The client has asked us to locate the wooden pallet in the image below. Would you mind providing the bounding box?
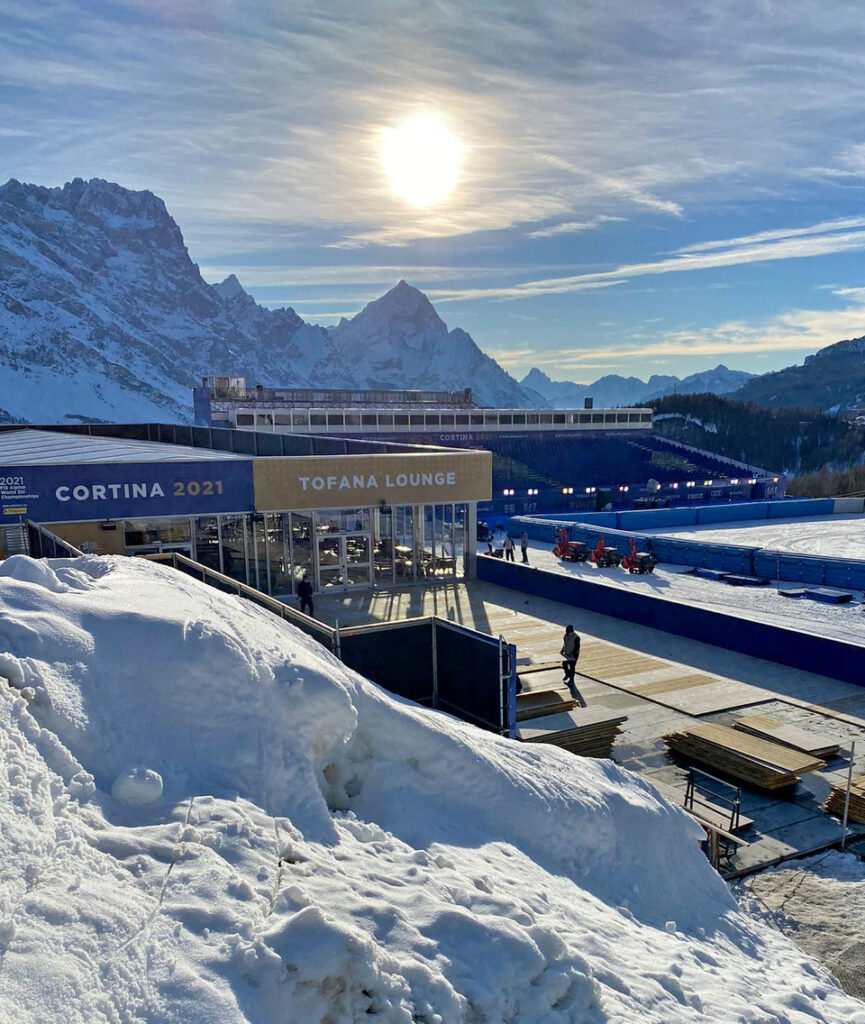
[516,689,579,721]
[664,722,825,789]
[734,714,841,759]
[517,707,627,760]
[824,776,865,825]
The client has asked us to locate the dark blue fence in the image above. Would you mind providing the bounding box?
[478,556,865,687]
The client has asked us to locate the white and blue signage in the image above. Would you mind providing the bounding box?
[0,460,255,522]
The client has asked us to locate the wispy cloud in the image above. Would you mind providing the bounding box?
[428,218,865,302]
[494,287,865,377]
[528,215,625,239]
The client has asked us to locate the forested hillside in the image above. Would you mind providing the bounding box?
[650,394,864,475]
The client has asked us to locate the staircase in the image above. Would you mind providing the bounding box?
[1,522,30,558]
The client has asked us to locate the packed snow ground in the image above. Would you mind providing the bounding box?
[646,513,865,561]
[527,541,865,646]
[734,851,865,1001]
[1,554,863,1023]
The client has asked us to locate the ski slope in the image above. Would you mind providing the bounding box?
[646,513,865,560]
[527,542,865,646]
[1,553,862,1023]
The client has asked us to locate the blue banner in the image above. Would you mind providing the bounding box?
[0,460,255,522]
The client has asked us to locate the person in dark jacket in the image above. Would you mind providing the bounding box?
[503,534,516,561]
[560,624,581,698]
[297,574,314,617]
[520,531,529,564]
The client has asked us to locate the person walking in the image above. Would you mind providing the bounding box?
[297,574,314,617]
[503,534,516,561]
[560,624,583,702]
[520,531,529,564]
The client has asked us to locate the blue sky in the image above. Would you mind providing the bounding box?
[4,1,865,383]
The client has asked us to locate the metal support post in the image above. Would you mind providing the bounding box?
[334,617,342,662]
[431,618,438,709]
[841,740,856,850]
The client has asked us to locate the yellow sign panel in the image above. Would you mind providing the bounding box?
[2,506,27,516]
[253,450,492,511]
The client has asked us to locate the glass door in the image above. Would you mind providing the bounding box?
[316,532,373,590]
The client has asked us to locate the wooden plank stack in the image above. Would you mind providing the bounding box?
[733,713,841,759]
[516,688,579,722]
[664,722,825,789]
[517,707,627,759]
[824,776,865,825]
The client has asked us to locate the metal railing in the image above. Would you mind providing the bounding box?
[684,767,741,834]
[26,521,84,558]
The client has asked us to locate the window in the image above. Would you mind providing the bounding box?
[410,414,424,426]
[310,413,326,426]
[379,413,395,427]
[527,413,539,424]
[361,414,377,426]
[456,414,469,425]
[578,413,591,424]
[326,413,344,427]
[236,413,254,426]
[394,414,408,426]
[540,413,553,424]
[553,413,566,424]
[640,412,652,423]
[291,411,309,426]
[274,414,292,425]
[440,414,455,426]
[484,414,499,426]
[591,412,604,424]
[512,414,525,425]
[471,414,484,425]
[499,413,513,425]
[425,414,440,427]
[605,413,617,424]
[344,413,360,426]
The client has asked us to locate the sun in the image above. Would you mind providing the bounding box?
[380,114,463,208]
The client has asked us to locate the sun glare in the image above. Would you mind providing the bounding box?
[380,114,463,208]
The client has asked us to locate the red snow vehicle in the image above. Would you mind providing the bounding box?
[621,538,657,574]
[590,535,621,568]
[552,527,589,562]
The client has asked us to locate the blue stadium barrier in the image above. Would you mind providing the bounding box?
[695,503,769,525]
[617,507,696,530]
[766,498,835,519]
[477,557,865,688]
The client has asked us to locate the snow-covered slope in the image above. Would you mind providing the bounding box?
[522,365,755,409]
[0,553,861,1023]
[0,178,538,422]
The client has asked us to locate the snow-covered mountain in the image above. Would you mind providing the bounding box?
[0,177,536,423]
[522,365,755,409]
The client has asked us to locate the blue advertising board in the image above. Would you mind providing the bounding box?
[0,460,255,522]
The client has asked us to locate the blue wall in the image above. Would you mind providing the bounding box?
[478,557,865,687]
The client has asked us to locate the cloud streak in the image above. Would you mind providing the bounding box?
[428,218,865,302]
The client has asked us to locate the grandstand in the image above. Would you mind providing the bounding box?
[194,378,784,517]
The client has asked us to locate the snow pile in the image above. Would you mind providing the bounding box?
[0,554,862,1023]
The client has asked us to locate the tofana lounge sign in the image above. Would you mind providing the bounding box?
[254,451,491,510]
[298,470,457,493]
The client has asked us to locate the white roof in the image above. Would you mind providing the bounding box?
[0,429,250,466]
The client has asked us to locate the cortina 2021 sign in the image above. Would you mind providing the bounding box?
[0,461,255,522]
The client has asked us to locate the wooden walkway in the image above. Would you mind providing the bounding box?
[311,578,865,875]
